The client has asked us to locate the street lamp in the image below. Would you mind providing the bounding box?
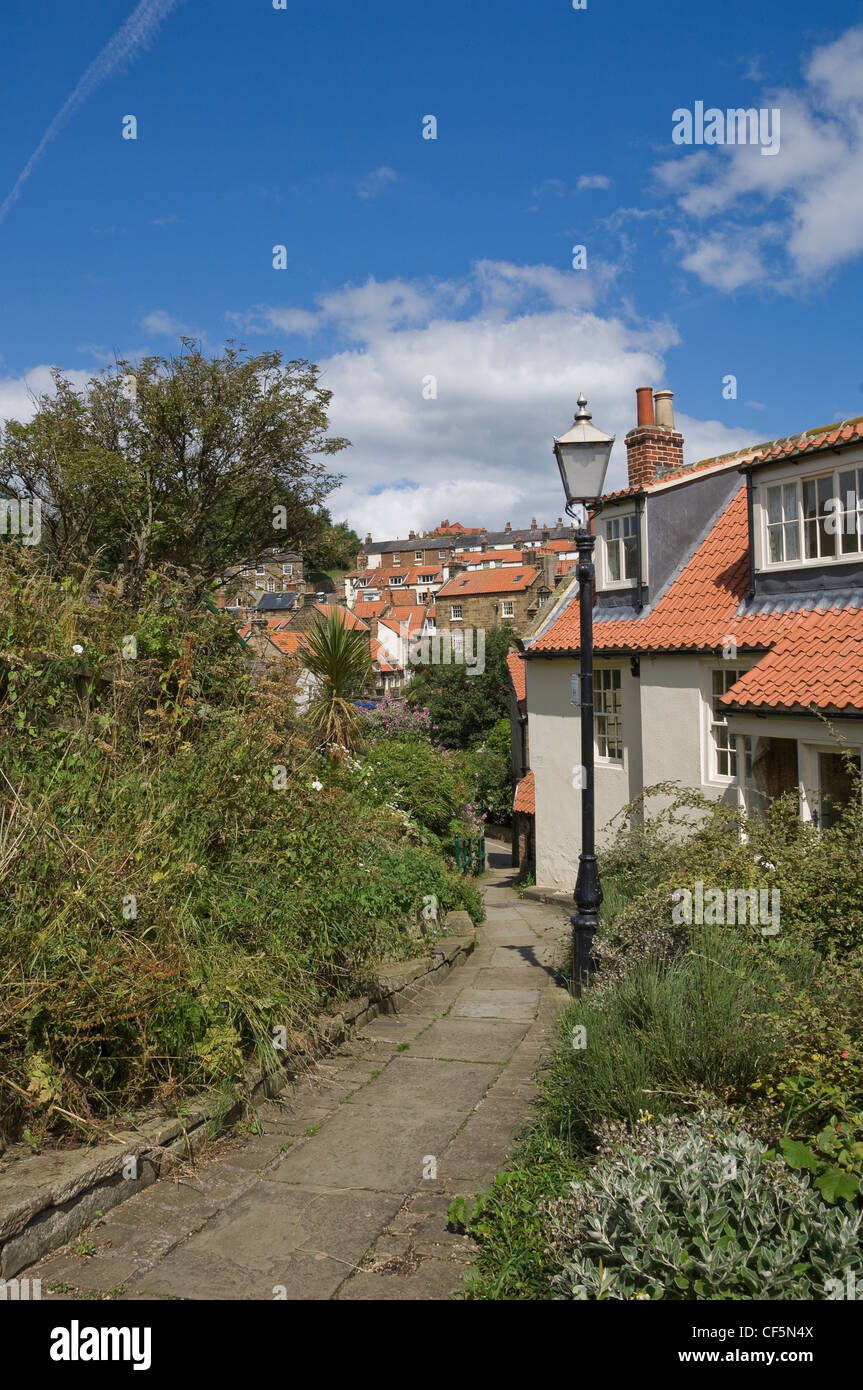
[553,393,615,990]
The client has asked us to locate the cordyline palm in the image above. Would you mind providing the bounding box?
[299,611,372,754]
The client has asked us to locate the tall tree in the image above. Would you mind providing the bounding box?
[0,340,349,602]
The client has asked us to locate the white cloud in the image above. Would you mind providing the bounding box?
[654,25,863,288]
[140,309,204,339]
[0,365,92,426]
[229,262,757,538]
[356,166,398,200]
[577,174,612,191]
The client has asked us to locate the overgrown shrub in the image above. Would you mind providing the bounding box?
[543,1113,863,1300]
[0,551,482,1146]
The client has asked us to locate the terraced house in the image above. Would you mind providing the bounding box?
[436,556,556,638]
[522,389,863,891]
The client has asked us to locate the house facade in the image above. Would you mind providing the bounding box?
[223,548,306,612]
[522,387,863,892]
[436,558,556,639]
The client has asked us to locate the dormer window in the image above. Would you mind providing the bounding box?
[762,465,863,568]
[603,513,638,586]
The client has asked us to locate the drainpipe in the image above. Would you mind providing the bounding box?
[745,469,755,602]
[635,493,645,613]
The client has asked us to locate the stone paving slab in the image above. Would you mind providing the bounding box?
[19,845,571,1302]
[452,989,540,1021]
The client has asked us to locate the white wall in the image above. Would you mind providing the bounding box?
[528,656,643,891]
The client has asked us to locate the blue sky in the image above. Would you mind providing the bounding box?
[1,0,862,537]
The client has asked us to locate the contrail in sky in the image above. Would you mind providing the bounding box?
[0,0,186,226]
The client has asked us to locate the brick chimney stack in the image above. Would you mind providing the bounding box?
[625,387,684,487]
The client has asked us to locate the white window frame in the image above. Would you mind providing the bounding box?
[758,461,863,571]
[414,550,423,562]
[256,564,266,575]
[703,663,756,785]
[501,599,515,618]
[451,603,463,621]
[594,667,623,763]
[438,550,446,560]
[601,511,639,588]
[282,564,293,576]
[392,553,401,565]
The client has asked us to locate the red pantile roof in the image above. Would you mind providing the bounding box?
[721,609,863,713]
[315,603,368,630]
[513,770,535,815]
[437,566,539,598]
[532,484,863,713]
[353,600,390,619]
[507,652,526,705]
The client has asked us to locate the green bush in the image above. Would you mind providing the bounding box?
[543,929,812,1148]
[469,718,514,827]
[596,781,863,985]
[358,737,462,839]
[543,1113,863,1300]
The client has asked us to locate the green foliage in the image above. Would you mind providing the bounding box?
[406,628,514,749]
[458,1132,584,1301]
[469,718,514,826]
[780,1122,863,1205]
[544,1114,863,1300]
[304,510,361,573]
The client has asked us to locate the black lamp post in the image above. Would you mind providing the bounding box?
[553,393,615,990]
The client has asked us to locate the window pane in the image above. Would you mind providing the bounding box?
[818,475,836,557]
[839,470,860,555]
[782,482,798,523]
[767,485,783,526]
[607,536,620,582]
[623,535,637,578]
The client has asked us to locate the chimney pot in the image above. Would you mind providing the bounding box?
[636,387,655,427]
[654,389,675,429]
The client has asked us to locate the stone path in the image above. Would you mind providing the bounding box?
[25,844,572,1301]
